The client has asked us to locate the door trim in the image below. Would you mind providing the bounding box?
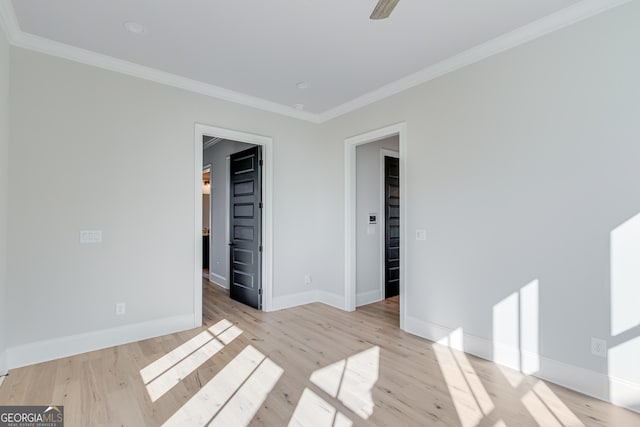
[380,149,400,303]
[202,164,212,282]
[344,122,407,330]
[194,124,273,326]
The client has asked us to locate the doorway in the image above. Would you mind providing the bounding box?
[345,123,407,329]
[193,124,273,327]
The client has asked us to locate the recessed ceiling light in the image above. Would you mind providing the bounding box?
[294,104,305,110]
[123,21,147,35]
[296,82,310,89]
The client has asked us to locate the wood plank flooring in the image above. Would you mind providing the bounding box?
[1,282,638,426]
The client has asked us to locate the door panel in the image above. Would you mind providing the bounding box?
[385,156,400,299]
[229,146,262,309]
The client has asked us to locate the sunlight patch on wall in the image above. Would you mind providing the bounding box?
[610,212,640,336]
[437,326,464,351]
[609,213,640,411]
[492,280,539,381]
[608,336,640,410]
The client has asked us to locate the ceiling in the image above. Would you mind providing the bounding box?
[2,0,622,121]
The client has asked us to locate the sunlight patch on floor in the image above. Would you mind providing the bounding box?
[433,332,494,427]
[209,357,284,426]
[288,388,352,427]
[140,330,215,384]
[310,346,379,419]
[529,381,585,427]
[140,319,241,402]
[451,347,494,415]
[162,344,282,427]
[289,346,380,425]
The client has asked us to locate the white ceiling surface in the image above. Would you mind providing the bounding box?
[10,0,586,117]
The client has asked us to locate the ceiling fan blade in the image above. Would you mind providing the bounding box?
[370,0,400,19]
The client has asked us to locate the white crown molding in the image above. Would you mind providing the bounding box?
[0,0,321,123]
[13,32,322,123]
[0,0,19,42]
[0,0,632,121]
[318,0,633,122]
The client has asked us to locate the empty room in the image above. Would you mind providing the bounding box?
[0,0,639,426]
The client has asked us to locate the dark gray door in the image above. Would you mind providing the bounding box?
[229,146,262,309]
[384,156,400,298]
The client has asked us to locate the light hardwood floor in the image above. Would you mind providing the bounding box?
[0,282,638,426]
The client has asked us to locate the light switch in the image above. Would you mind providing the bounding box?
[80,230,102,243]
[416,229,426,241]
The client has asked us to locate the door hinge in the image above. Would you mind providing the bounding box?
[259,245,263,252]
[259,202,263,209]
[258,288,263,295]
[259,159,264,167]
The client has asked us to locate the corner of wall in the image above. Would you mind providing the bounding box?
[270,289,346,312]
[0,8,11,384]
[0,351,7,375]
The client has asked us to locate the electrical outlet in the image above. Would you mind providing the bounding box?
[304,275,312,285]
[115,302,126,316]
[591,337,607,358]
[416,229,426,241]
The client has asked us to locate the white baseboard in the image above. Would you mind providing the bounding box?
[405,315,640,414]
[609,376,640,413]
[271,290,318,311]
[209,273,227,287]
[356,290,382,307]
[271,290,346,312]
[208,275,229,290]
[317,291,347,310]
[0,350,7,387]
[6,314,195,370]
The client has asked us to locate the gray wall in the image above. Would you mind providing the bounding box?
[356,136,398,306]
[0,25,9,373]
[319,1,640,408]
[203,139,254,287]
[7,47,338,367]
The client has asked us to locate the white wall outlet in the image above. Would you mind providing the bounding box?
[80,230,102,243]
[416,229,427,241]
[115,302,126,316]
[304,275,312,285]
[591,337,607,357]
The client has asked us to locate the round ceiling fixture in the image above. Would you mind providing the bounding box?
[294,104,305,110]
[296,82,310,89]
[123,21,147,35]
